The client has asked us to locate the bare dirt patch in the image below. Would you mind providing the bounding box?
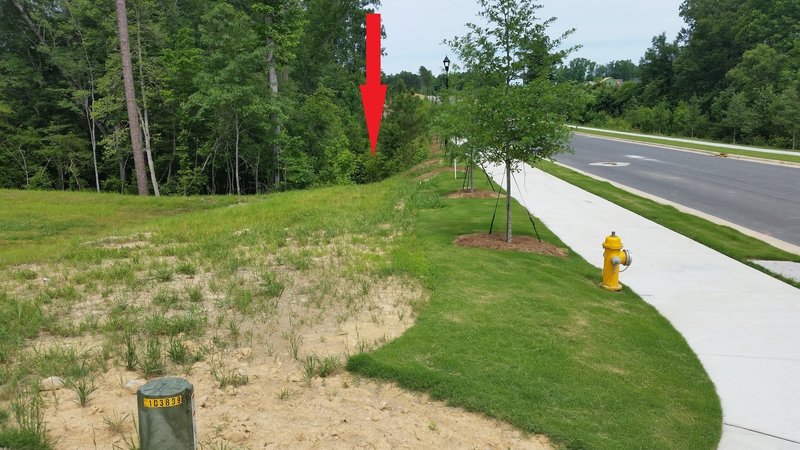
[455,233,568,256]
[446,189,498,199]
[6,232,554,449]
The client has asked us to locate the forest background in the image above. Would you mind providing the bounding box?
[1,0,798,195]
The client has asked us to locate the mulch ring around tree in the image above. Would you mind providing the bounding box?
[455,233,568,256]
[446,189,498,199]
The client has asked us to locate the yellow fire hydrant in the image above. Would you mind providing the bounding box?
[602,231,633,291]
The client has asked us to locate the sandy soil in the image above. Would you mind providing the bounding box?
[7,232,554,449]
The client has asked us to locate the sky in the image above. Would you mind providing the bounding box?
[377,0,685,75]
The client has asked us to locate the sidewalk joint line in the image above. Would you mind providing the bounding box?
[724,423,800,444]
[700,353,800,363]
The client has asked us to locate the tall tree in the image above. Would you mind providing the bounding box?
[638,33,679,105]
[115,0,149,195]
[444,0,577,243]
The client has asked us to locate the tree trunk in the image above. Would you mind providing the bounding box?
[505,159,512,244]
[266,13,281,188]
[136,7,159,196]
[83,97,100,192]
[115,0,149,195]
[793,131,796,150]
[234,114,241,196]
[469,153,475,192]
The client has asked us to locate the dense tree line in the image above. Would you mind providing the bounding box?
[0,0,432,194]
[563,0,800,148]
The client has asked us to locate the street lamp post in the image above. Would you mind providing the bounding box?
[443,56,450,89]
[443,56,451,162]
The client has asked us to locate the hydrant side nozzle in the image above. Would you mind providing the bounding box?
[602,231,631,291]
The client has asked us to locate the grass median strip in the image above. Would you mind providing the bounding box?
[349,171,722,450]
[538,160,800,288]
[575,128,800,165]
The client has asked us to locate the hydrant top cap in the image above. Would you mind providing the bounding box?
[603,234,623,250]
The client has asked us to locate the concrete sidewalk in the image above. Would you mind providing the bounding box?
[487,162,800,449]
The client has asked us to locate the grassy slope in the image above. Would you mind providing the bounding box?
[0,182,408,449]
[1,171,722,449]
[0,190,243,267]
[575,128,800,165]
[349,172,721,449]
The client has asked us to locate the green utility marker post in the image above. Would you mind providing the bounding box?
[137,378,196,450]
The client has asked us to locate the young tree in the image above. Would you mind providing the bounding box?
[673,98,706,138]
[444,0,576,243]
[773,83,800,149]
[721,91,756,143]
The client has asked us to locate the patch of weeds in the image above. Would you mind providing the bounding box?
[410,189,445,210]
[210,358,248,389]
[110,414,139,450]
[123,332,138,371]
[78,313,101,334]
[29,345,90,379]
[103,264,136,286]
[167,337,194,365]
[284,330,303,360]
[228,288,254,315]
[277,388,292,401]
[150,264,174,283]
[144,312,206,337]
[176,261,197,276]
[67,376,97,407]
[103,410,131,436]
[301,354,342,384]
[300,354,318,385]
[0,387,48,450]
[13,269,38,281]
[152,289,181,309]
[41,285,79,303]
[279,250,312,271]
[228,320,240,347]
[0,294,44,364]
[186,285,204,303]
[104,297,140,331]
[258,271,284,299]
[140,338,165,378]
[199,437,244,450]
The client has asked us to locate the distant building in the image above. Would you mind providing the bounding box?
[599,77,624,87]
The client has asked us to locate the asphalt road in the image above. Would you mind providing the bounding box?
[556,134,800,247]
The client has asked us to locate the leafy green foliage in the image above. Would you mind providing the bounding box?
[0,0,427,194]
[572,0,800,149]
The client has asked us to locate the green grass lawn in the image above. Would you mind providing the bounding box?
[538,161,800,288]
[0,190,243,267]
[349,171,722,449]
[0,168,722,449]
[575,128,800,165]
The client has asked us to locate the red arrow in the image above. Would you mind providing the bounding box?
[360,13,387,156]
